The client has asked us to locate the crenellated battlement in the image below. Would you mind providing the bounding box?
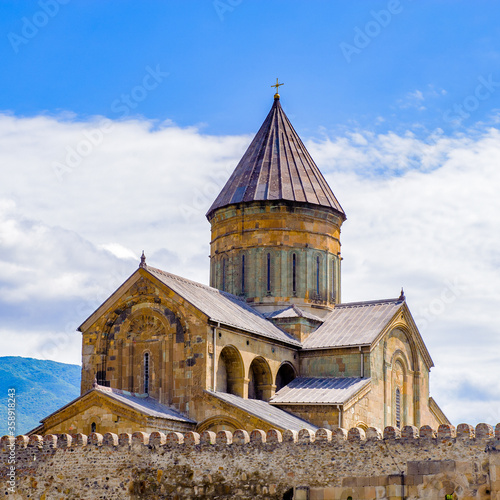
[2,422,499,452]
[2,423,500,499]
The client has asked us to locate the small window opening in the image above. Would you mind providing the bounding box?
[331,260,335,300]
[316,256,320,295]
[395,387,401,428]
[241,254,245,294]
[222,258,226,292]
[292,253,297,294]
[144,352,150,394]
[267,253,271,293]
[91,422,96,433]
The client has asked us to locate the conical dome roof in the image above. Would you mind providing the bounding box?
[206,96,345,219]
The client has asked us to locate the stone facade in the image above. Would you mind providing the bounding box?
[2,423,499,499]
[28,95,449,441]
[208,202,343,315]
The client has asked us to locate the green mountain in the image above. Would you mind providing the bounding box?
[0,356,81,436]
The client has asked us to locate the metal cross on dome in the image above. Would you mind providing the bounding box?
[271,78,284,97]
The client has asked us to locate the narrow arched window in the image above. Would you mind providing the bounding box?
[292,253,297,294]
[91,422,96,433]
[316,256,320,296]
[144,352,150,394]
[222,258,226,292]
[241,254,245,294]
[395,387,401,428]
[267,253,271,293]
[331,259,335,300]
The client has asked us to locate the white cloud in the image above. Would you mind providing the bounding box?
[0,113,499,425]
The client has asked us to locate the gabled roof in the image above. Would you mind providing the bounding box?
[270,377,370,405]
[39,384,195,425]
[94,385,196,423]
[206,96,345,219]
[146,266,301,346]
[208,391,317,432]
[265,304,323,322]
[302,298,404,349]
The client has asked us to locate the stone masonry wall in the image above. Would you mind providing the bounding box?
[1,423,499,500]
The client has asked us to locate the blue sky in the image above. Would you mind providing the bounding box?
[2,1,500,134]
[1,1,500,427]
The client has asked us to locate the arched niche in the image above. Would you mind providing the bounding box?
[248,357,273,401]
[275,362,297,392]
[216,346,244,397]
[196,415,243,434]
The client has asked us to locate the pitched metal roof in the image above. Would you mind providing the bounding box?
[270,377,370,405]
[209,391,317,431]
[39,384,196,424]
[206,96,345,219]
[302,298,404,349]
[96,385,196,423]
[146,266,300,346]
[265,304,323,322]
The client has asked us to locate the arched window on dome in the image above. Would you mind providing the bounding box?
[144,352,150,395]
[222,258,226,292]
[241,254,245,294]
[331,258,336,300]
[267,253,271,294]
[316,255,321,296]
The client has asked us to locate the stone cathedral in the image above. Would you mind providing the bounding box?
[32,90,449,437]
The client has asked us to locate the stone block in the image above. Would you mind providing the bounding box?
[233,429,250,445]
[166,432,184,445]
[132,431,149,446]
[103,432,118,447]
[401,425,418,439]
[184,431,200,446]
[216,430,232,445]
[476,423,494,439]
[15,435,29,448]
[438,424,456,439]
[250,429,266,444]
[457,423,474,439]
[266,429,282,443]
[283,429,298,443]
[118,433,132,446]
[43,434,58,448]
[299,428,315,443]
[88,432,103,446]
[315,428,332,442]
[366,427,383,440]
[419,425,435,438]
[149,431,166,447]
[384,426,400,439]
[200,430,216,445]
[57,434,72,448]
[348,427,365,442]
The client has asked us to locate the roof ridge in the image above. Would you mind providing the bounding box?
[336,297,403,308]
[146,265,247,303]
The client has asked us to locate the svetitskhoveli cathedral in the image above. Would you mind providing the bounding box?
[32,87,449,436]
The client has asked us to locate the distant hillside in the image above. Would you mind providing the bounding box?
[0,356,81,435]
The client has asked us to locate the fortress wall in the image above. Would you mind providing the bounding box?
[1,423,500,500]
